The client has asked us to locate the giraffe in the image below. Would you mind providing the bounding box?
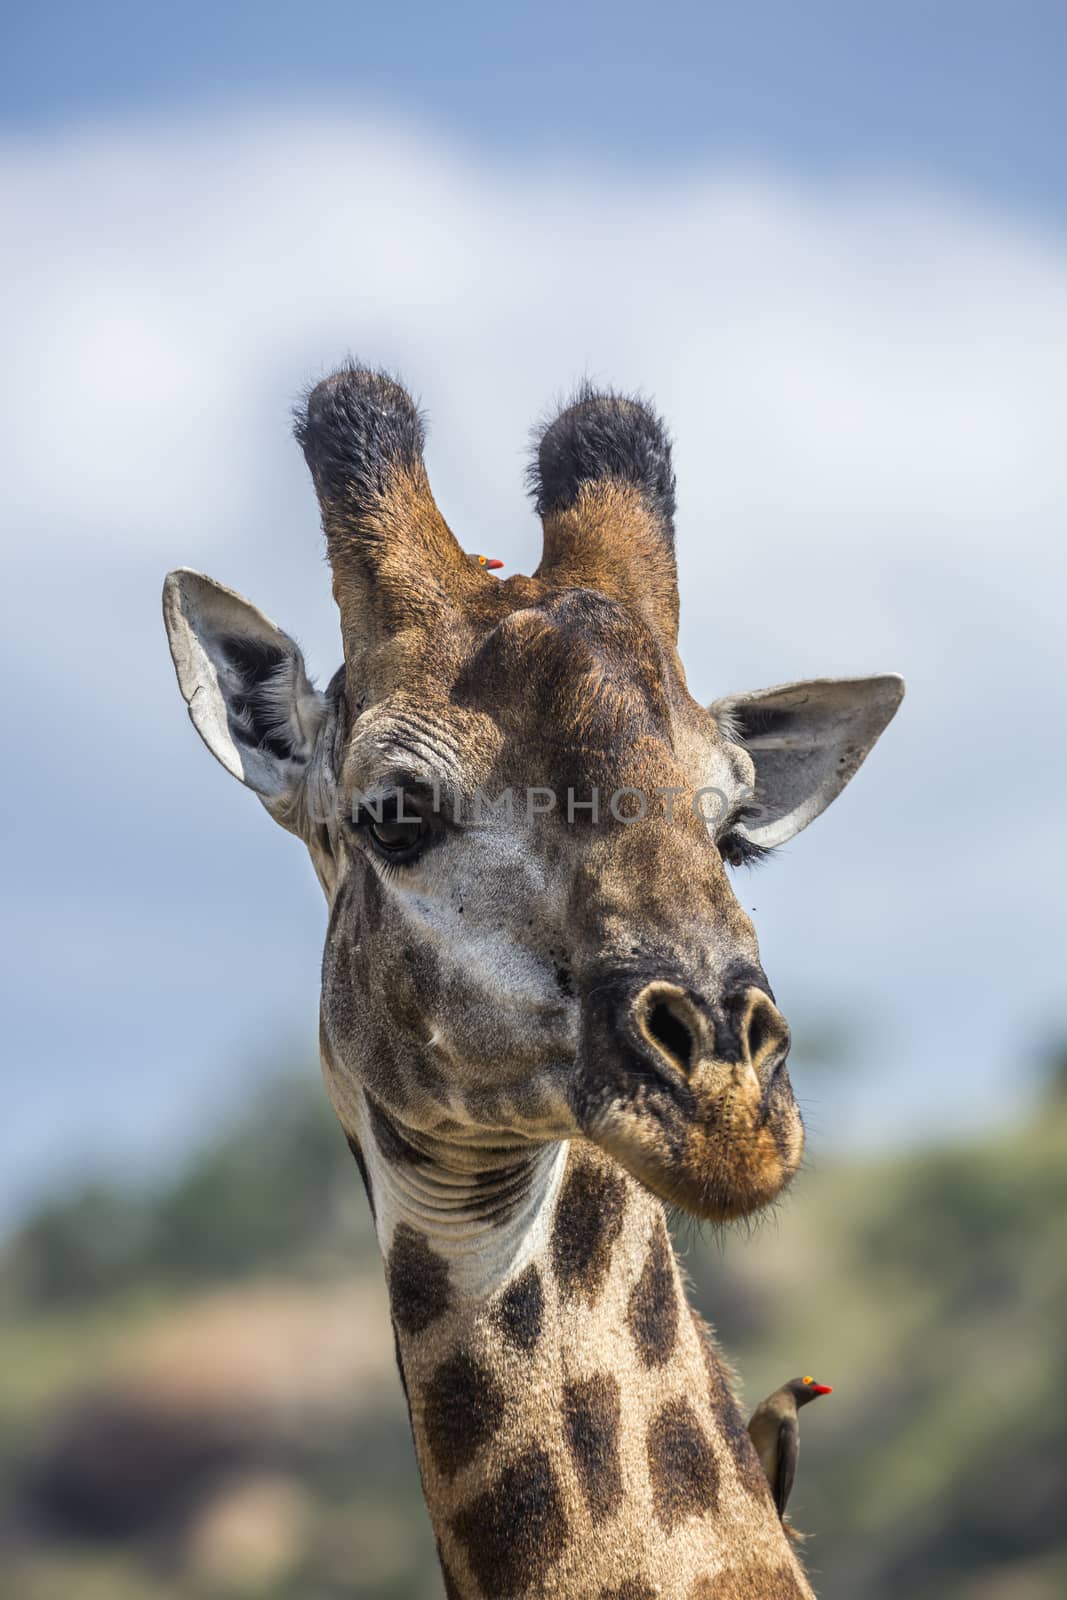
[163,367,903,1598]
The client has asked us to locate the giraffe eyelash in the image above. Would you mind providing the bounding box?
[716,802,777,869]
[718,831,778,869]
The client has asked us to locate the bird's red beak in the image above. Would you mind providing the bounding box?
[811,1384,833,1396]
[484,557,504,570]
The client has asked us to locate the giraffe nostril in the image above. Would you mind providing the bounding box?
[747,1005,772,1061]
[738,989,790,1074]
[646,1002,696,1071]
[634,984,701,1076]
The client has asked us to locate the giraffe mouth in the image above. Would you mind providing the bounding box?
[570,1053,805,1222]
[568,968,803,1220]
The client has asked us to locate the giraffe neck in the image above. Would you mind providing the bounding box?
[358,1108,813,1600]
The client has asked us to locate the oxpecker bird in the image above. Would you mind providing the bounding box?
[747,1376,833,1522]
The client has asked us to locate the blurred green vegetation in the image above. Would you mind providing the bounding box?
[1,1079,376,1312]
[2,1056,1064,1600]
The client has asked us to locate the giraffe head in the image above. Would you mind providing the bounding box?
[164,367,901,1223]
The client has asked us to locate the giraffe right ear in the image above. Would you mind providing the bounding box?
[163,569,327,803]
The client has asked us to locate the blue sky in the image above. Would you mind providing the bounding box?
[2,5,1065,1224]
[7,2,1067,219]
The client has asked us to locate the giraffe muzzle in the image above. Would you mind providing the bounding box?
[570,969,802,1221]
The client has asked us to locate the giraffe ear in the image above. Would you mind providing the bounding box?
[710,675,904,848]
[163,569,326,804]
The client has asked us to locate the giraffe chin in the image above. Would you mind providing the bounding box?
[578,1064,806,1223]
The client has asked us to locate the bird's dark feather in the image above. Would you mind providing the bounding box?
[775,1416,798,1517]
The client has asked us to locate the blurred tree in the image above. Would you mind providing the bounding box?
[0,1073,374,1310]
[1036,1034,1067,1106]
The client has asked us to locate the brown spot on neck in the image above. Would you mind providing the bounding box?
[386,1224,452,1336]
[562,1373,623,1523]
[492,1263,544,1353]
[626,1219,678,1366]
[690,1306,772,1503]
[451,1445,568,1596]
[422,1352,506,1480]
[550,1150,628,1301]
[647,1396,720,1530]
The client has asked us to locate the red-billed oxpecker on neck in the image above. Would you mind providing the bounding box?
[748,1376,834,1525]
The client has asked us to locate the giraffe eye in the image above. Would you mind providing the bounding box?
[369,815,425,855]
[352,794,431,864]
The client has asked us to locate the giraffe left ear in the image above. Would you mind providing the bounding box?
[710,675,904,848]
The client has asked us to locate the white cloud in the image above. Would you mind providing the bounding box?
[3,109,1065,1215]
